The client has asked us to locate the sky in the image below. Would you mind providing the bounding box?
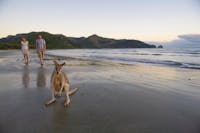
[0,0,200,42]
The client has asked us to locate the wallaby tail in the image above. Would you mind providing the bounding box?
[69,88,78,96]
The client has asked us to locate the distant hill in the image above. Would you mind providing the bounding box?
[0,31,156,49]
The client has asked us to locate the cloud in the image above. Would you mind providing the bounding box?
[178,34,200,43]
[154,34,200,48]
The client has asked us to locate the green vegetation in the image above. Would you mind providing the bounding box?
[0,31,156,49]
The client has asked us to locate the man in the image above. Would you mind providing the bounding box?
[36,35,46,65]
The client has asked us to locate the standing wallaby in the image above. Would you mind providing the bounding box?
[45,60,78,107]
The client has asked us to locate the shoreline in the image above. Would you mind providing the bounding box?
[0,50,200,133]
[1,49,200,70]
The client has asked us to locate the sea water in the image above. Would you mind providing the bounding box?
[47,48,200,69]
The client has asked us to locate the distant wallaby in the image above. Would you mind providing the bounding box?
[45,60,78,107]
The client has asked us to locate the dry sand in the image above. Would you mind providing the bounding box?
[0,50,200,133]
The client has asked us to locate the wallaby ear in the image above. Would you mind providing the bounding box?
[62,62,66,66]
[53,60,58,65]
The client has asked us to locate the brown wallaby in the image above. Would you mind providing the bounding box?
[45,60,78,107]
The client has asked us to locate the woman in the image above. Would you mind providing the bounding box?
[21,37,29,64]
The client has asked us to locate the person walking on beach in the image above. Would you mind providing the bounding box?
[36,35,46,65]
[21,37,29,64]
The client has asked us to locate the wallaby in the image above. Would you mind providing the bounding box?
[45,60,78,107]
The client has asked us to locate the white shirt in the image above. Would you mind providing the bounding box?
[21,41,29,50]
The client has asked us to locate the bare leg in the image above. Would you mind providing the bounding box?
[40,57,43,65]
[25,55,27,64]
[64,84,70,107]
[41,51,44,65]
[23,55,26,64]
[26,54,29,64]
[38,51,43,65]
[41,51,44,59]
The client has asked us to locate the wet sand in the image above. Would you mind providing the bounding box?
[0,50,200,133]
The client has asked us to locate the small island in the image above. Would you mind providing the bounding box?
[157,45,163,48]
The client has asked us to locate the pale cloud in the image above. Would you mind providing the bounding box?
[162,34,200,48]
[178,34,200,43]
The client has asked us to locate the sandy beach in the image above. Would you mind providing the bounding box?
[0,50,200,133]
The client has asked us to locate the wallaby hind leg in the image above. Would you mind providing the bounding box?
[46,98,56,106]
[63,84,70,107]
[45,86,56,106]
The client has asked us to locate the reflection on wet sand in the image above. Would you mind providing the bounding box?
[37,66,46,88]
[50,107,69,131]
[22,65,30,88]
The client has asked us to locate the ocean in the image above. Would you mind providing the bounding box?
[47,48,200,69]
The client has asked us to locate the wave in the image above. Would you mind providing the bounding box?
[151,54,162,56]
[47,48,200,70]
[188,52,200,55]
